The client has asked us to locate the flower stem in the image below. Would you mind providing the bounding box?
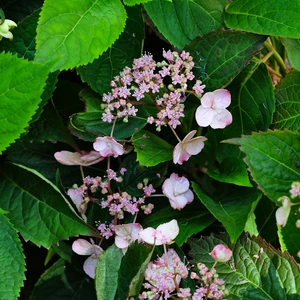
[168,124,181,143]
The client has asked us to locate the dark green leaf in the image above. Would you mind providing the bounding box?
[281,38,300,72]
[225,0,300,38]
[192,182,262,243]
[0,214,25,300]
[95,244,123,300]
[273,71,300,131]
[185,30,266,90]
[30,259,96,300]
[0,163,96,248]
[132,130,173,166]
[189,234,300,299]
[77,5,145,94]
[144,0,226,49]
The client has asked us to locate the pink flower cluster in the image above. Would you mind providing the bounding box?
[139,248,188,299]
[101,50,200,130]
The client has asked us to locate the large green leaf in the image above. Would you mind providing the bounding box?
[189,234,300,299]
[144,0,226,49]
[0,214,25,300]
[95,244,123,300]
[77,5,145,94]
[185,30,266,90]
[0,163,96,248]
[0,52,49,154]
[0,9,39,60]
[225,0,300,38]
[273,72,300,131]
[118,243,153,299]
[235,130,300,202]
[124,0,152,5]
[192,183,262,243]
[35,0,127,71]
[132,130,173,166]
[142,200,215,246]
[30,259,96,300]
[281,38,300,72]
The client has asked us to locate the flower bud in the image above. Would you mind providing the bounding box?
[209,244,232,262]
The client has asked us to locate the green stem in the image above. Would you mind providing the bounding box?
[168,124,182,143]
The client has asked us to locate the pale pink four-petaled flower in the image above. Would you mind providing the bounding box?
[173,130,207,165]
[72,239,103,279]
[195,89,232,129]
[139,219,179,245]
[93,136,124,158]
[162,173,194,210]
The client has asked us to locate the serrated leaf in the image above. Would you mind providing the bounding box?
[144,0,226,49]
[118,243,153,299]
[77,5,145,94]
[142,200,215,246]
[0,52,49,154]
[0,163,96,248]
[237,130,300,202]
[273,72,300,131]
[281,38,300,71]
[0,214,26,300]
[225,0,300,38]
[35,0,127,71]
[132,130,173,166]
[189,234,300,299]
[95,244,123,300]
[0,9,39,60]
[30,259,96,300]
[192,182,262,243]
[185,30,266,90]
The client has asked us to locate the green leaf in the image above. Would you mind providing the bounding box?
[95,244,123,300]
[143,200,215,246]
[0,52,49,154]
[118,243,153,299]
[0,163,96,248]
[0,9,39,60]
[280,205,300,263]
[79,88,102,112]
[192,182,262,243]
[125,0,152,4]
[77,5,145,94]
[30,259,96,300]
[225,0,300,38]
[132,130,173,166]
[185,30,266,90]
[0,214,26,300]
[244,212,259,236]
[26,100,77,148]
[69,112,149,141]
[237,130,300,202]
[273,72,300,131]
[207,158,252,187]
[189,234,300,299]
[117,153,167,197]
[35,0,127,71]
[144,0,226,49]
[281,38,300,71]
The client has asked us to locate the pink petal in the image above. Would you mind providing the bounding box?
[195,106,214,127]
[183,189,194,204]
[157,219,179,242]
[171,173,190,195]
[184,136,207,155]
[210,108,232,129]
[212,89,231,109]
[54,151,81,165]
[275,206,291,227]
[67,189,83,210]
[173,144,190,165]
[168,195,189,210]
[83,256,98,279]
[139,227,156,245]
[72,239,93,256]
[200,92,214,108]
[115,236,130,249]
[54,150,103,166]
[181,130,197,142]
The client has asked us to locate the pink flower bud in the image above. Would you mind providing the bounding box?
[275,196,291,227]
[93,136,124,158]
[209,244,232,262]
[162,173,194,210]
